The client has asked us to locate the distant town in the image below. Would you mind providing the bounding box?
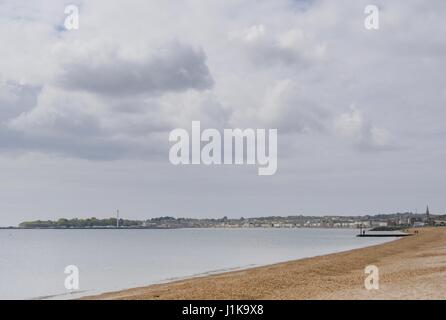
[10,206,446,230]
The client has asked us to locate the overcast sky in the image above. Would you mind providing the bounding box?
[0,0,445,226]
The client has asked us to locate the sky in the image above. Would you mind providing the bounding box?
[0,0,445,226]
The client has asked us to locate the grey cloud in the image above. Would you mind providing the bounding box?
[0,82,41,120]
[0,122,167,161]
[0,39,222,160]
[1,88,229,161]
[57,42,214,96]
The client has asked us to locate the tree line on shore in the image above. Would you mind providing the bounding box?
[19,218,141,228]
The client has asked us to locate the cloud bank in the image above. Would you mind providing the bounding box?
[1,0,446,224]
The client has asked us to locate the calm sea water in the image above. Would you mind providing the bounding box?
[0,228,395,299]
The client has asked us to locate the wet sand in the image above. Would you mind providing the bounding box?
[86,227,446,300]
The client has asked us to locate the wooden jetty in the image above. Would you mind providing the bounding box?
[356,233,412,237]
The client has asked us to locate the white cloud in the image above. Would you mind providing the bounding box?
[334,106,394,151]
[232,79,330,133]
[228,24,266,43]
[228,24,326,66]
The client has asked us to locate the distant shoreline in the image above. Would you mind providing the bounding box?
[12,212,446,230]
[85,227,446,300]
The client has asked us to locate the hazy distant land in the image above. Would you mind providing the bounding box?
[11,212,446,230]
